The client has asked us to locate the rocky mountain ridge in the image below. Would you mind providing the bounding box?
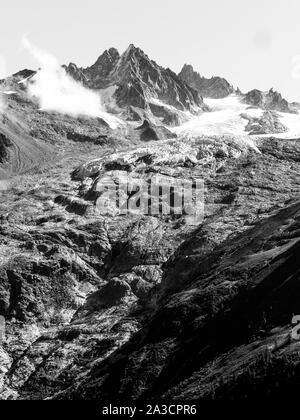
[179,63,235,98]
[64,45,206,125]
[64,47,297,124]
[243,88,297,113]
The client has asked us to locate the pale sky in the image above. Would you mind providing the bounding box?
[1,0,300,101]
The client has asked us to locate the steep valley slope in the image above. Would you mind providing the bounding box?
[0,128,299,400]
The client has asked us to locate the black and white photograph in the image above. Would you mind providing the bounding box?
[0,0,300,411]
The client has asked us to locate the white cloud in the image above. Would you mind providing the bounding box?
[21,36,121,127]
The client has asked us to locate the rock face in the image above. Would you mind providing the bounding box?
[0,133,12,163]
[1,69,36,88]
[244,88,295,113]
[179,64,234,98]
[51,138,300,401]
[134,119,176,141]
[241,111,287,135]
[84,48,121,88]
[54,202,300,401]
[64,45,206,123]
[62,63,88,85]
[0,124,300,400]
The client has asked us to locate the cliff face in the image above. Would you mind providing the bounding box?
[179,63,234,98]
[84,47,120,88]
[244,88,296,113]
[241,111,288,135]
[0,133,12,163]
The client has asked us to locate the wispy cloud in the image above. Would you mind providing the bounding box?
[21,36,120,128]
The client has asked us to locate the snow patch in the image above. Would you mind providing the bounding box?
[1,91,17,95]
[172,95,263,137]
[263,111,300,139]
[18,75,33,85]
[169,94,300,140]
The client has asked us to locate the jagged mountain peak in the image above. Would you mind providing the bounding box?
[123,43,141,55]
[84,47,120,87]
[116,44,158,75]
[181,63,196,74]
[107,47,119,56]
[63,62,87,84]
[91,47,120,68]
[122,43,152,59]
[244,88,296,113]
[63,44,206,123]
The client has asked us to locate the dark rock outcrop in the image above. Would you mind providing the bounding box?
[0,133,12,163]
[179,64,234,98]
[241,111,287,135]
[244,88,295,113]
[135,119,176,141]
[84,47,120,88]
